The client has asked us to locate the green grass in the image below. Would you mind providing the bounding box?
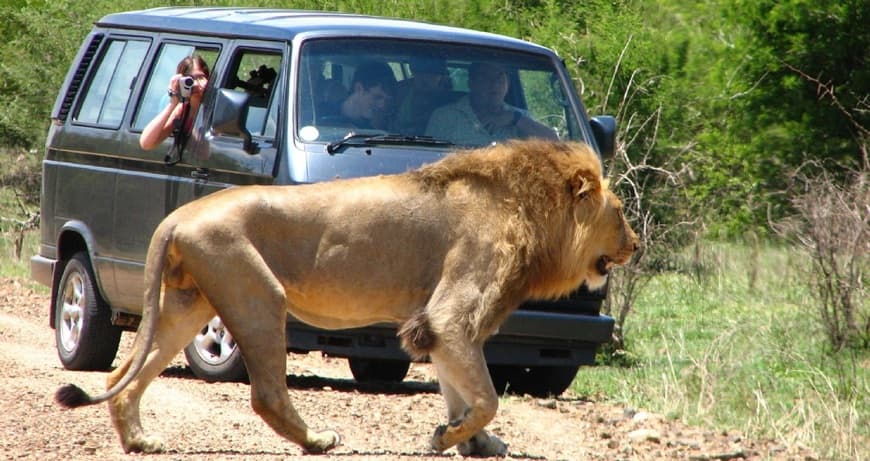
[0,229,39,279]
[575,242,869,461]
[0,149,42,281]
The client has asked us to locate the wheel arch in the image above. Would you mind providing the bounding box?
[49,222,106,327]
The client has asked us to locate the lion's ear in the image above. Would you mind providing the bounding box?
[569,168,601,201]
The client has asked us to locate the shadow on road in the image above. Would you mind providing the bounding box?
[159,365,439,395]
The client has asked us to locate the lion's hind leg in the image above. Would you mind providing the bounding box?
[108,287,214,453]
[208,278,340,454]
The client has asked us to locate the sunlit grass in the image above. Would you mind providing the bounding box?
[0,149,44,285]
[575,242,869,461]
[0,230,40,281]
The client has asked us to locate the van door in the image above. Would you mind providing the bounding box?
[49,35,151,308]
[111,41,221,311]
[188,44,284,191]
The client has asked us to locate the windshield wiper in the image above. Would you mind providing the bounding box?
[326,132,452,154]
[325,132,370,154]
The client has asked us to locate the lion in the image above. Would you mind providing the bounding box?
[55,139,638,456]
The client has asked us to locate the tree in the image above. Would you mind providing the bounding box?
[708,0,869,229]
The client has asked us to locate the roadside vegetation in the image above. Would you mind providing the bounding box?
[0,1,866,459]
[581,241,867,461]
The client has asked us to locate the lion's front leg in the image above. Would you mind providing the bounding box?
[428,343,506,456]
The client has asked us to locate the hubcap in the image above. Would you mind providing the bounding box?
[59,273,85,353]
[193,316,236,365]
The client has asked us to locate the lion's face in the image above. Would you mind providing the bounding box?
[580,189,638,290]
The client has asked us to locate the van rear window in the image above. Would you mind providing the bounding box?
[75,39,149,127]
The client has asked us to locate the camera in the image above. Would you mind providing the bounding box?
[178,76,195,99]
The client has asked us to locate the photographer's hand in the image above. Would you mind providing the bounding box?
[169,74,183,102]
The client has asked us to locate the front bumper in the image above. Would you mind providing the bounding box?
[285,310,614,367]
[30,255,55,287]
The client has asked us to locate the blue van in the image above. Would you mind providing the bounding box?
[31,7,617,397]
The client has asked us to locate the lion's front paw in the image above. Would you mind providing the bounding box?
[430,424,450,452]
[303,429,341,454]
[123,434,165,454]
[457,431,508,457]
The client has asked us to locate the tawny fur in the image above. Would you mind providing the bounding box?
[54,139,638,457]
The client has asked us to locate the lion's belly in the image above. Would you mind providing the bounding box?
[283,283,429,330]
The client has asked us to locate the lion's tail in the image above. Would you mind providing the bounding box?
[55,221,175,409]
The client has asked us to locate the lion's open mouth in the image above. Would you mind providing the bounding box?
[596,256,612,276]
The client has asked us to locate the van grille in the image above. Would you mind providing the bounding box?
[56,33,104,122]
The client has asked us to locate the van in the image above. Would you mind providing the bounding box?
[31,7,617,397]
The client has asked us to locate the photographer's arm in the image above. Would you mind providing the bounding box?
[139,95,182,150]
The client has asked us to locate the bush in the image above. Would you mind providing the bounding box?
[774,166,869,350]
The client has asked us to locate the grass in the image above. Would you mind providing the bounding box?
[0,229,39,279]
[575,241,868,461]
[0,149,44,283]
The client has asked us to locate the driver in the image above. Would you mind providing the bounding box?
[426,62,556,146]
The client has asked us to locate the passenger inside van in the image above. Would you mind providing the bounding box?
[318,61,396,130]
[425,61,557,146]
[393,59,451,135]
[139,55,210,150]
[233,64,278,136]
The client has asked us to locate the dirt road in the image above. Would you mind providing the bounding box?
[0,278,816,460]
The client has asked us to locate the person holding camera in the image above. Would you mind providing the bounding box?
[139,55,210,151]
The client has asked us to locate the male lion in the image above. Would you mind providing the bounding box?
[56,139,638,456]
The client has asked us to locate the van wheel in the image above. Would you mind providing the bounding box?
[488,365,579,397]
[183,316,248,382]
[348,358,410,383]
[54,252,122,370]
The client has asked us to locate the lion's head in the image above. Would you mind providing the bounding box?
[414,139,638,298]
[577,188,637,290]
[559,142,638,292]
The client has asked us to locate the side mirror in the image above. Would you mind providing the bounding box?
[211,88,258,155]
[589,115,616,160]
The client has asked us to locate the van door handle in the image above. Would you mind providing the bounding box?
[191,168,209,181]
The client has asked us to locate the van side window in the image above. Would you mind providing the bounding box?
[222,50,282,139]
[75,39,149,127]
[132,44,218,131]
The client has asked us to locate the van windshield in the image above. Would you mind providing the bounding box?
[297,38,582,148]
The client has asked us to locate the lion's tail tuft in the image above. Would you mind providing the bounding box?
[398,310,436,360]
[55,384,94,408]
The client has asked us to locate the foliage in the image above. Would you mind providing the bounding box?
[774,167,869,350]
[1,1,119,150]
[701,0,870,231]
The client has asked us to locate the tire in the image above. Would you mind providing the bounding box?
[488,365,579,397]
[348,357,410,383]
[54,251,122,371]
[183,316,248,382]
